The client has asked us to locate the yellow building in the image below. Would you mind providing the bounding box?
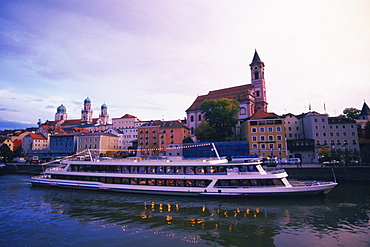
[242,111,287,159]
[76,133,119,155]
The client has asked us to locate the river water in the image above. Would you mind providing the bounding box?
[0,175,369,247]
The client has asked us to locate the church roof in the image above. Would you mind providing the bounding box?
[251,50,261,63]
[359,102,370,116]
[186,84,253,112]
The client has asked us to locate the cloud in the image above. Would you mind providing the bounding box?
[0,108,20,112]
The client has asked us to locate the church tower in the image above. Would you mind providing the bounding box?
[81,97,93,124]
[250,50,268,112]
[98,103,109,125]
[55,104,67,121]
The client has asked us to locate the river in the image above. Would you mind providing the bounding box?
[0,175,369,247]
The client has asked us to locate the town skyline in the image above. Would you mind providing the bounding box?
[1,0,369,130]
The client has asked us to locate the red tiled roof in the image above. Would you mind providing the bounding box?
[41,125,66,133]
[249,110,280,120]
[186,84,253,112]
[121,114,137,118]
[28,133,47,140]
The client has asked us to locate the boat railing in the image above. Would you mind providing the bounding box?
[289,180,336,187]
[264,168,286,174]
[45,167,65,172]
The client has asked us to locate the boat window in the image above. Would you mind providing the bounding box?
[166,179,175,186]
[157,166,164,174]
[239,166,248,172]
[175,167,184,175]
[185,180,194,186]
[156,179,165,186]
[139,166,146,174]
[99,177,106,183]
[122,166,129,174]
[272,179,284,186]
[196,167,205,175]
[106,177,113,184]
[130,178,138,185]
[216,180,229,187]
[185,167,194,175]
[114,178,121,184]
[176,180,184,186]
[206,167,217,174]
[250,180,260,186]
[240,180,251,187]
[148,166,156,174]
[130,166,138,174]
[148,179,155,185]
[122,178,129,184]
[139,179,147,185]
[229,180,239,187]
[218,167,227,174]
[247,165,257,172]
[196,180,205,187]
[166,167,174,175]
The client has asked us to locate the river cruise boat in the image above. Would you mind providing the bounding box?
[30,157,337,197]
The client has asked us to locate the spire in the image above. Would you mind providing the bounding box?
[359,101,370,118]
[252,49,261,63]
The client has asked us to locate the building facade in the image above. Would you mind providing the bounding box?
[241,111,287,159]
[137,120,190,157]
[76,133,119,155]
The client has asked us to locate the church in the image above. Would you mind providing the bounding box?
[44,97,110,131]
[186,50,268,140]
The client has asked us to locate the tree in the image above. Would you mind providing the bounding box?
[182,137,194,143]
[198,98,240,141]
[365,121,370,139]
[318,146,331,163]
[194,121,217,142]
[341,107,360,119]
[0,144,14,163]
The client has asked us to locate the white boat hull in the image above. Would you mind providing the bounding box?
[30,176,337,197]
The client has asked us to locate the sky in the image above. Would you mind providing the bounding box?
[0,0,369,130]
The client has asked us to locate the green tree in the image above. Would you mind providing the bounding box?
[198,98,240,141]
[318,146,331,163]
[341,107,361,119]
[365,121,370,139]
[182,136,194,143]
[0,144,14,162]
[194,121,217,142]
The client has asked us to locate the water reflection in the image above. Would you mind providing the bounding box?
[30,183,370,246]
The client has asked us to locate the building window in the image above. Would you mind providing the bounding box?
[252,128,257,133]
[260,127,265,133]
[190,116,194,122]
[268,127,273,132]
[260,136,265,141]
[268,136,274,141]
[276,127,281,132]
[240,107,246,115]
[277,135,282,141]
[254,72,259,80]
[198,115,201,121]
[252,136,257,142]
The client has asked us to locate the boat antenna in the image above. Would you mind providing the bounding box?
[331,168,337,183]
[87,149,93,161]
[211,143,221,160]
